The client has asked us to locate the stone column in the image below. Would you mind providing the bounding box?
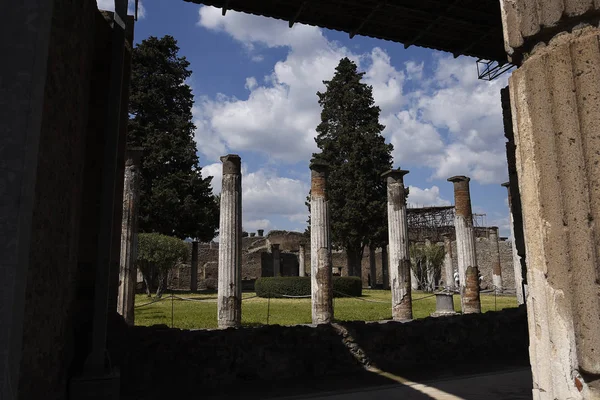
[381,244,389,290]
[447,176,480,314]
[501,85,528,304]
[272,243,281,277]
[488,227,503,293]
[217,154,242,329]
[117,147,143,325]
[369,245,377,288]
[190,241,199,292]
[382,169,412,321]
[310,159,333,324]
[499,4,600,397]
[298,243,306,277]
[501,182,524,303]
[442,234,454,290]
[257,229,264,237]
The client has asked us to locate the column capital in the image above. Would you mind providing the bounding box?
[501,181,510,188]
[125,147,144,166]
[309,158,329,174]
[382,168,409,182]
[447,175,470,183]
[220,154,241,174]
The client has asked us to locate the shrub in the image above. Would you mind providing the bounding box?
[255,276,362,298]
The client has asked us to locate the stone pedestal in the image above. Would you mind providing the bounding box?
[382,168,412,321]
[298,243,306,277]
[448,176,480,314]
[272,243,281,277]
[217,154,242,329]
[310,159,333,324]
[430,292,457,317]
[488,227,503,293]
[500,3,600,397]
[442,234,454,290]
[117,147,143,325]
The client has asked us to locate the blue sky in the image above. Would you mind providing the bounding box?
[99,0,514,238]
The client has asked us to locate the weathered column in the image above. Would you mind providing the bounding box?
[499,4,600,397]
[272,243,281,277]
[190,241,199,292]
[298,242,306,277]
[369,245,377,288]
[310,159,333,324]
[217,154,242,329]
[117,147,143,325]
[501,182,524,303]
[382,169,412,321]
[501,85,528,304]
[488,227,503,293]
[442,234,454,290]
[257,229,264,237]
[381,244,389,290]
[447,176,480,314]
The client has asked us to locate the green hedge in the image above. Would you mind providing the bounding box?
[255,276,362,298]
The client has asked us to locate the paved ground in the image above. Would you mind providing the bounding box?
[272,368,533,400]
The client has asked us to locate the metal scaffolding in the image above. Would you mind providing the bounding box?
[407,206,490,243]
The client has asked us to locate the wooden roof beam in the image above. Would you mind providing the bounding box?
[349,1,385,39]
[289,1,308,28]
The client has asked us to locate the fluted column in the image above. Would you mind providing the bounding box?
[442,234,454,290]
[190,241,199,292]
[488,227,503,293]
[382,169,412,321]
[448,176,480,314]
[272,243,281,277]
[298,243,306,277]
[117,147,143,325]
[500,4,600,397]
[217,154,242,329]
[310,159,333,324]
[381,244,389,290]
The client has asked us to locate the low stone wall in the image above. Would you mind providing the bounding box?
[108,306,528,398]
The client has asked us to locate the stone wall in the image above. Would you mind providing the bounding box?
[107,306,528,398]
[168,231,516,292]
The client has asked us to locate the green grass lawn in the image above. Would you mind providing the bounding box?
[134,289,518,330]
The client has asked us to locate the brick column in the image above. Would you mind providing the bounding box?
[310,159,333,324]
[488,227,503,293]
[217,154,242,329]
[117,147,143,325]
[190,241,199,292]
[298,243,306,277]
[382,169,412,321]
[272,243,281,277]
[442,234,454,290]
[500,3,600,397]
[448,176,480,314]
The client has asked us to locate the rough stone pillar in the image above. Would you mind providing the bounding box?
[501,85,528,304]
[369,245,377,288]
[501,182,524,303]
[381,244,389,290]
[382,169,413,321]
[442,234,454,290]
[257,229,264,237]
[488,227,503,293]
[310,159,333,324]
[272,243,281,277]
[298,243,306,277]
[117,147,143,325]
[499,5,600,397]
[447,176,480,314]
[217,154,242,329]
[190,241,199,292]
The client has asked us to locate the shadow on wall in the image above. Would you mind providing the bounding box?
[107,306,529,399]
[261,252,299,277]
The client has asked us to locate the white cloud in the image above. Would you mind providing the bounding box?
[245,77,258,90]
[96,0,146,19]
[407,186,451,208]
